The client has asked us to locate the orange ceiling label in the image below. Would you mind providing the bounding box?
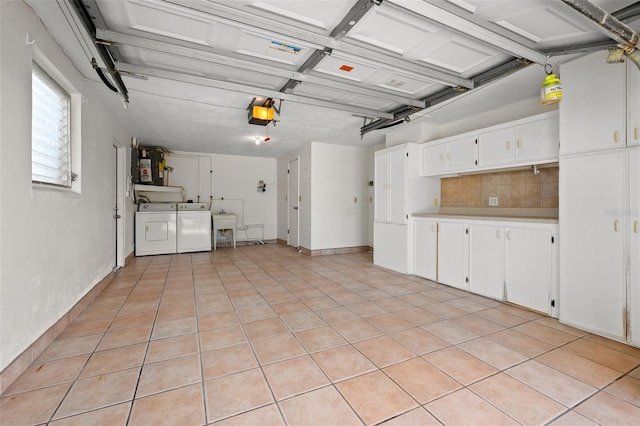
[339,65,354,72]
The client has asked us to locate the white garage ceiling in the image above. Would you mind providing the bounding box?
[27,0,640,157]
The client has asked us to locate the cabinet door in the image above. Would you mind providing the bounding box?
[413,219,438,280]
[374,152,389,223]
[374,222,408,274]
[560,50,626,154]
[628,62,640,147]
[478,127,515,168]
[560,151,627,339]
[388,147,407,224]
[629,149,640,345]
[447,135,477,172]
[505,226,553,314]
[515,116,559,163]
[421,143,447,176]
[437,221,468,290]
[468,224,505,300]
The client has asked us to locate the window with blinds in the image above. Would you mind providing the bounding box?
[32,62,72,187]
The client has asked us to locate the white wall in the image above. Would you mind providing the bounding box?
[0,1,133,371]
[166,151,278,240]
[310,143,369,249]
[277,142,369,251]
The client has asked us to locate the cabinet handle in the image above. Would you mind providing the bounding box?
[614,131,619,143]
[440,153,445,161]
[614,219,619,232]
[431,224,436,232]
[506,230,512,240]
[446,153,451,160]
[506,141,511,150]
[496,230,502,239]
[634,221,638,233]
[635,127,638,141]
[516,139,522,149]
[437,224,441,232]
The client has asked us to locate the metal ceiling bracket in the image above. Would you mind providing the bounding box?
[119,63,395,119]
[560,0,640,69]
[330,0,382,40]
[70,0,129,104]
[359,58,532,136]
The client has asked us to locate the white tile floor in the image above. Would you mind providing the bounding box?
[2,244,640,425]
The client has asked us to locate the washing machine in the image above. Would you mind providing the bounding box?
[177,202,212,253]
[135,203,177,256]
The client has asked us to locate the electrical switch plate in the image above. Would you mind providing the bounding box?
[489,197,499,206]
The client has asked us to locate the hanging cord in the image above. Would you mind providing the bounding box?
[92,58,118,93]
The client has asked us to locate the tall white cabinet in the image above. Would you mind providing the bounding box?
[374,144,439,273]
[560,50,640,346]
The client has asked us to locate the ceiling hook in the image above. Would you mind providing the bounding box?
[544,63,553,75]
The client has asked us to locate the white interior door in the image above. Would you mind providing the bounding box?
[113,143,125,268]
[288,158,299,248]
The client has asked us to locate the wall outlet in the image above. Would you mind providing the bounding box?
[489,197,499,206]
[433,198,439,206]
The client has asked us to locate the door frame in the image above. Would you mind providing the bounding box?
[114,141,126,268]
[287,157,300,248]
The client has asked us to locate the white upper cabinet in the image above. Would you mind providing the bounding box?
[560,50,627,154]
[478,127,514,168]
[422,111,558,177]
[628,62,640,147]
[478,111,559,169]
[515,114,560,162]
[375,143,439,225]
[421,135,477,176]
[375,145,406,224]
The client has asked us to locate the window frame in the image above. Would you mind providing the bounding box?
[30,50,82,194]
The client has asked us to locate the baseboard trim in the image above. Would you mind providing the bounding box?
[0,271,115,394]
[299,246,370,256]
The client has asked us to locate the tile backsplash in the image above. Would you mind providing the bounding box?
[441,166,559,208]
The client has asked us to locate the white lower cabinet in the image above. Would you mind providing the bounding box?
[468,224,505,300]
[505,225,558,315]
[374,222,408,274]
[412,218,438,281]
[436,221,468,290]
[411,216,558,315]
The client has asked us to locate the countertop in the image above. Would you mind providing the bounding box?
[412,207,558,224]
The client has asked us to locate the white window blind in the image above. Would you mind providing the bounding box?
[32,63,72,187]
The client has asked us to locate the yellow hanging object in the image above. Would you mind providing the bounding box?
[541,73,562,105]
